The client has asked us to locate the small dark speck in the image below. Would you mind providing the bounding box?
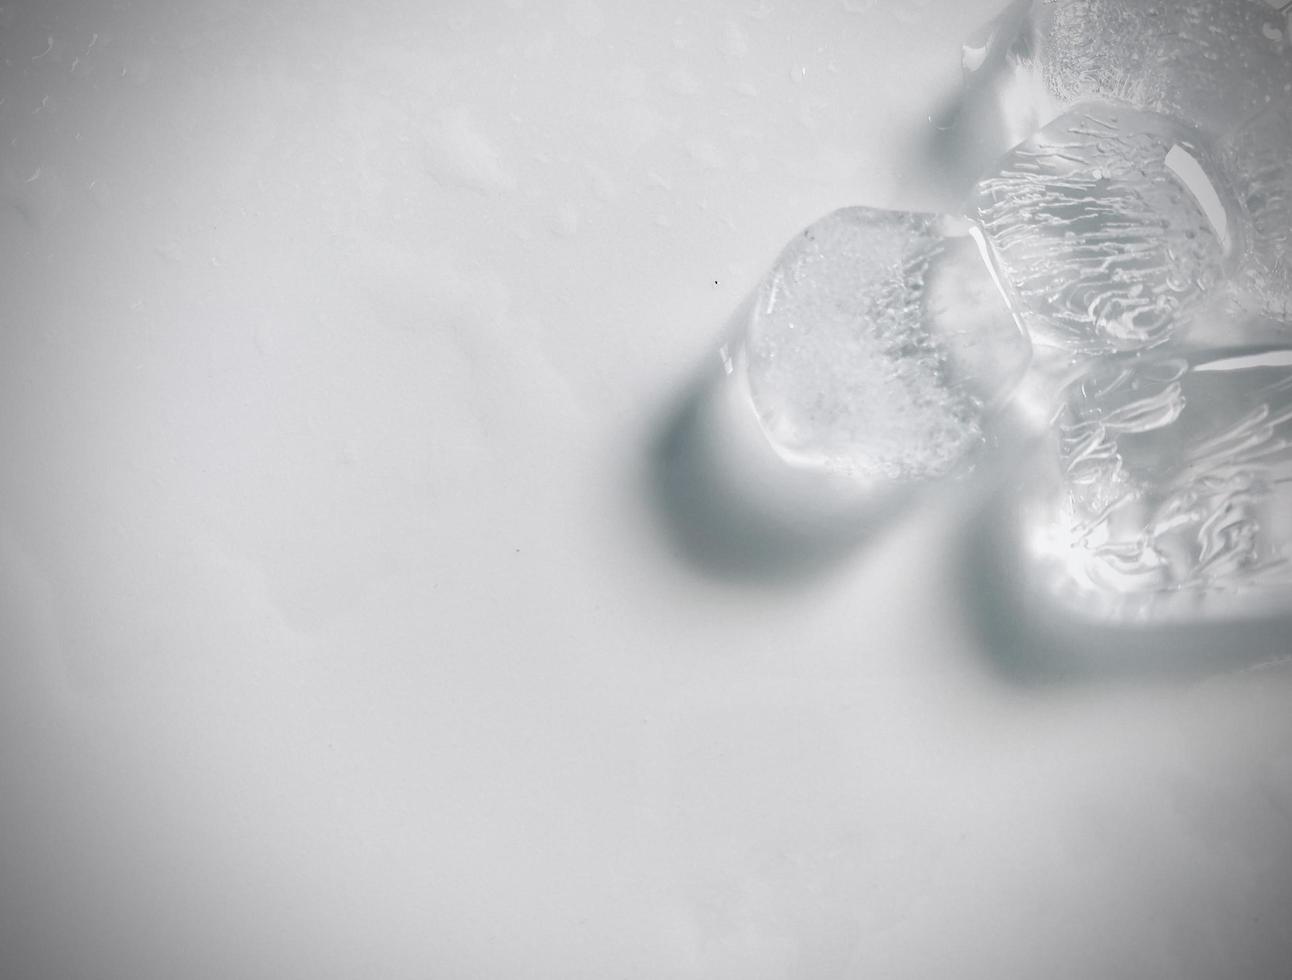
[713,280,719,285]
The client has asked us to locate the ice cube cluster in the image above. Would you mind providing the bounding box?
[730,0,1291,627]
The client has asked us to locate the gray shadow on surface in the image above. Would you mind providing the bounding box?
[957,474,1292,688]
[644,301,908,587]
[902,0,1036,212]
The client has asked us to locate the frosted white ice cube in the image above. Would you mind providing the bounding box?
[968,0,1292,148]
[741,207,1030,487]
[1016,346,1292,624]
[969,104,1240,356]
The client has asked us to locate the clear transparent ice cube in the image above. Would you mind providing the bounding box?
[1016,346,1292,624]
[741,206,1031,488]
[969,104,1240,356]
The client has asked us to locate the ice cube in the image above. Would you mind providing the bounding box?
[741,207,1031,488]
[969,104,1240,356]
[968,0,1292,148]
[1222,105,1292,320]
[1014,346,1292,624]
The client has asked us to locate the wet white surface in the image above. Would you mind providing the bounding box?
[2,2,1291,978]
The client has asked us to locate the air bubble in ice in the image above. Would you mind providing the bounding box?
[1016,346,1292,623]
[741,206,1031,488]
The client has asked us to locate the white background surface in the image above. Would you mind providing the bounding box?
[2,1,1291,977]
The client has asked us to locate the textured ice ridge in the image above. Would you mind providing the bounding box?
[741,206,1030,487]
